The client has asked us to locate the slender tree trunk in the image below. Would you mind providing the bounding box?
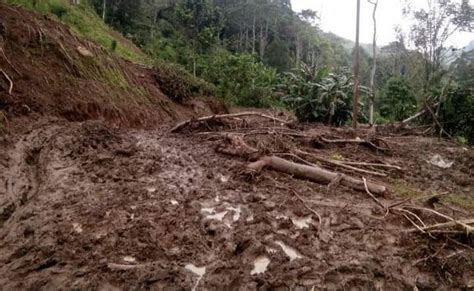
[368,0,378,125]
[252,15,256,55]
[102,0,107,21]
[352,0,361,129]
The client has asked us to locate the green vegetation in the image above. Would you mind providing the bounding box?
[445,194,474,210]
[380,77,417,121]
[6,0,474,143]
[153,59,216,103]
[392,180,423,198]
[280,64,367,125]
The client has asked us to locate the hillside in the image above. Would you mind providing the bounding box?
[0,3,224,128]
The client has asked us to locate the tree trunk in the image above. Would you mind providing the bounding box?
[102,0,106,21]
[352,0,361,129]
[368,0,378,125]
[252,15,256,55]
[247,156,387,195]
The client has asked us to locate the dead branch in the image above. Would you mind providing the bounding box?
[339,161,402,170]
[405,206,474,234]
[406,219,474,233]
[424,101,453,141]
[320,136,389,152]
[246,156,387,195]
[171,112,290,133]
[402,102,439,124]
[295,149,387,177]
[363,177,388,215]
[0,69,13,95]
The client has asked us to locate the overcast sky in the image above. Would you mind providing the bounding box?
[291,0,473,48]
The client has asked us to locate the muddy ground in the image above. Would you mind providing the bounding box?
[0,117,472,290]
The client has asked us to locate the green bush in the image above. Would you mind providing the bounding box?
[153,60,216,103]
[439,87,474,144]
[198,52,278,107]
[280,63,365,126]
[380,77,417,121]
[50,2,67,18]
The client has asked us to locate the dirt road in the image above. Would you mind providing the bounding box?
[0,120,472,290]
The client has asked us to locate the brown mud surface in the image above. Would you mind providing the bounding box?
[0,118,472,290]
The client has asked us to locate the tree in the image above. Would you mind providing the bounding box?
[352,0,361,129]
[404,0,473,92]
[367,0,378,125]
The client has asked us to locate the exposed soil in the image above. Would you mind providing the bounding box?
[0,4,225,128]
[0,118,472,290]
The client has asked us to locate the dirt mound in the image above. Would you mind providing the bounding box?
[0,118,472,290]
[0,4,223,128]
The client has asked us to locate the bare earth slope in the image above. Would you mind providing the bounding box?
[0,4,219,127]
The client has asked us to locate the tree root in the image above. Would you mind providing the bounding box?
[0,69,13,95]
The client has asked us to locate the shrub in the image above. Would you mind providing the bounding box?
[279,63,365,126]
[439,87,474,144]
[153,60,215,103]
[50,3,68,18]
[198,52,278,107]
[380,77,417,121]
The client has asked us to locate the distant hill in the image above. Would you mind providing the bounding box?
[324,32,379,57]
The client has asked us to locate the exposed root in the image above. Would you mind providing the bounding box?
[0,69,13,94]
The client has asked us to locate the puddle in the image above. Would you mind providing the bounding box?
[170,199,179,205]
[123,256,136,263]
[201,207,215,214]
[246,214,254,222]
[72,223,83,234]
[291,216,312,229]
[219,174,229,183]
[206,211,228,221]
[275,241,302,261]
[226,206,241,221]
[250,256,270,275]
[185,264,206,291]
[146,187,156,193]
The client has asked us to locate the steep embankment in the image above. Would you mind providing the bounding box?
[0,3,221,128]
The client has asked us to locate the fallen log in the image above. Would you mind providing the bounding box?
[402,102,439,124]
[247,156,387,195]
[171,112,290,133]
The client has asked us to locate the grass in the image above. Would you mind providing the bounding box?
[6,0,150,64]
[392,180,423,198]
[444,194,474,210]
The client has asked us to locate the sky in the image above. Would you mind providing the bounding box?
[291,0,474,48]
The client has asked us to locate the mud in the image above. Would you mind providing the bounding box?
[0,119,472,290]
